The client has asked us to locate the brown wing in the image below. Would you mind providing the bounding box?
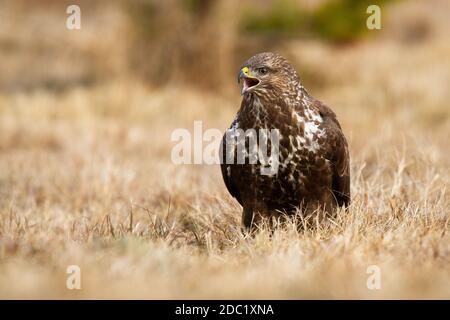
[314,100,351,207]
[220,131,243,206]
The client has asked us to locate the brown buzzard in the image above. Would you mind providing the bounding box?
[221,52,350,231]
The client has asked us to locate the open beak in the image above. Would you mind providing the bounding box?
[238,67,260,95]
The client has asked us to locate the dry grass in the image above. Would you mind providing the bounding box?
[0,0,449,299]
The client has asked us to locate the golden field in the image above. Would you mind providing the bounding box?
[0,0,449,299]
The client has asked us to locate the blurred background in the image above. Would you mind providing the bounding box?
[1,0,449,93]
[0,0,449,299]
[1,0,448,187]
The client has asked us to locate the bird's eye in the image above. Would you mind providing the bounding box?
[258,67,268,75]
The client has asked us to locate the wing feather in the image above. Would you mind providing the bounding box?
[220,129,243,206]
[314,100,351,207]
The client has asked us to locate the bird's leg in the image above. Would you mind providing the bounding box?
[241,206,255,235]
[242,207,271,236]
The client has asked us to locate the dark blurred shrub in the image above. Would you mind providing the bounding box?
[242,0,390,43]
[242,0,308,36]
[312,0,389,42]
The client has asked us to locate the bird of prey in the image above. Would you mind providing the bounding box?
[221,52,350,231]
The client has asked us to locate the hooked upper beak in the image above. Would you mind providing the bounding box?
[238,67,260,95]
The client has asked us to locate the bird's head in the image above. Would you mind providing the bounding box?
[237,52,301,97]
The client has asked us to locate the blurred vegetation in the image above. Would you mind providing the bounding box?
[242,0,391,42]
[312,0,390,42]
[240,0,307,36]
[124,0,393,90]
[124,0,233,90]
[0,0,407,93]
